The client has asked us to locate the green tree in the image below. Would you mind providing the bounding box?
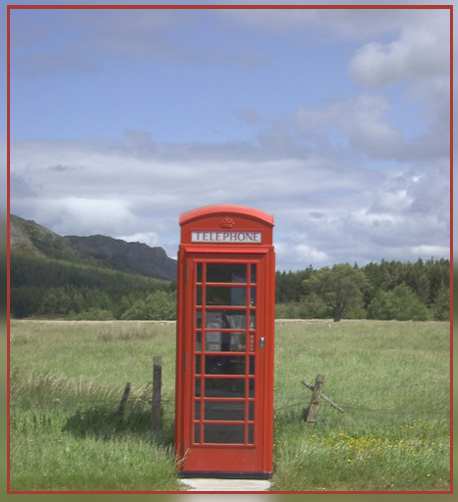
[299,292,331,319]
[303,264,369,322]
[430,281,450,321]
[367,282,430,321]
[276,267,313,303]
[77,307,114,320]
[38,288,72,316]
[122,291,176,320]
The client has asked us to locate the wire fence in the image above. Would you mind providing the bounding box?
[10,354,451,429]
[11,382,450,419]
[273,397,450,415]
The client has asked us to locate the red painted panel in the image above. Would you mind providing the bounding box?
[175,205,275,477]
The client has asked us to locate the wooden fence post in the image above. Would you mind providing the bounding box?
[151,356,162,432]
[115,382,131,424]
[306,374,325,426]
[301,379,344,413]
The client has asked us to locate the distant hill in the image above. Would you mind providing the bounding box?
[10,214,177,319]
[10,215,449,322]
[10,214,177,281]
[10,214,80,260]
[66,235,176,281]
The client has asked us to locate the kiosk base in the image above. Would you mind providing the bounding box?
[180,471,272,480]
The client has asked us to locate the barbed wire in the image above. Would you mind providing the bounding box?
[273,392,450,414]
[274,378,450,395]
[10,395,449,419]
[10,374,450,420]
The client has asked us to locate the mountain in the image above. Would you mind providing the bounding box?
[10,214,80,260]
[66,235,176,281]
[10,214,177,281]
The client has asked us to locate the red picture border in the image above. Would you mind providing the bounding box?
[6,3,454,495]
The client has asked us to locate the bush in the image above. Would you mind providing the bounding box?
[299,293,332,319]
[430,282,450,321]
[122,291,176,320]
[76,308,114,320]
[367,283,430,321]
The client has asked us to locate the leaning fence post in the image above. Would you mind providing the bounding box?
[115,382,131,424]
[306,374,325,426]
[151,356,162,432]
[301,379,344,413]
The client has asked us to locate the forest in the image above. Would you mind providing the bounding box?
[275,258,450,321]
[10,254,176,321]
[10,254,450,321]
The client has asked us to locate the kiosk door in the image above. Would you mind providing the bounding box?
[181,254,268,475]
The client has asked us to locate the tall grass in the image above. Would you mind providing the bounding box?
[272,320,450,491]
[10,321,179,491]
[9,319,450,491]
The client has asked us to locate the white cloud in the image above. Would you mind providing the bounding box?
[411,245,450,257]
[37,197,136,238]
[117,231,160,248]
[10,131,450,270]
[295,94,405,159]
[349,12,450,88]
[275,241,328,269]
[220,7,422,41]
[8,6,451,270]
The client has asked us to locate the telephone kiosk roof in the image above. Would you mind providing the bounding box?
[179,204,274,227]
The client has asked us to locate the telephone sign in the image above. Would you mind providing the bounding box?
[191,231,262,243]
[175,204,275,479]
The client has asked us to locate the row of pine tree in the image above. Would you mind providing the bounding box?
[11,254,449,321]
[275,258,450,321]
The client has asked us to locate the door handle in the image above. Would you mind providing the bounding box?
[259,337,265,349]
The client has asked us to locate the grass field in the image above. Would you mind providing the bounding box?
[9,319,451,492]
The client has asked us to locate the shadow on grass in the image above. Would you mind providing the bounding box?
[62,404,174,446]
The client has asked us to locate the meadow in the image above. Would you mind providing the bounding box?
[9,319,451,492]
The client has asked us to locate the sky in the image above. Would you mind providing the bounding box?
[5,1,453,272]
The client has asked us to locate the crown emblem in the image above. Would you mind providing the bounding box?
[220,217,235,229]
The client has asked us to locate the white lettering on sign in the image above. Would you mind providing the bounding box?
[191,231,262,244]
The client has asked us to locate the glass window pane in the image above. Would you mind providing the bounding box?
[204,378,245,398]
[205,309,247,329]
[229,333,246,352]
[249,356,255,375]
[195,355,201,374]
[249,333,255,352]
[206,287,247,306]
[196,310,202,329]
[194,400,201,420]
[204,332,222,352]
[250,286,256,306]
[248,424,254,444]
[205,355,246,375]
[195,332,202,352]
[204,401,245,421]
[206,264,247,283]
[195,378,201,397]
[205,310,226,328]
[249,378,254,398]
[197,263,203,283]
[196,286,202,306]
[249,401,254,420]
[203,424,245,444]
[249,310,256,329]
[250,264,257,284]
[203,333,246,352]
[194,423,201,443]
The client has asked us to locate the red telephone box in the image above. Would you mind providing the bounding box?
[175,204,275,478]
